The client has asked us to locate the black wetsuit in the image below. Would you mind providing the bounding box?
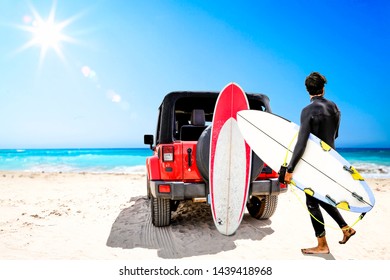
[287,96,347,237]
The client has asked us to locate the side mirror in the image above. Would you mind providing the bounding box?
[144,134,154,150]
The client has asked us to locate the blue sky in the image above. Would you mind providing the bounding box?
[0,0,388,148]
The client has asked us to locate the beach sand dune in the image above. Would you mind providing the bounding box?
[0,172,389,260]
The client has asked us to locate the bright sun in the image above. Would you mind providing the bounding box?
[32,17,64,51]
[16,1,76,67]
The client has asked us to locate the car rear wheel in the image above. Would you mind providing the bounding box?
[247,195,278,219]
[146,175,151,199]
[151,197,171,226]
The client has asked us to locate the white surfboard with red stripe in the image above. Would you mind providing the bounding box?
[209,83,251,235]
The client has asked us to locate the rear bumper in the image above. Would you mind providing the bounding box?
[149,178,287,200]
[150,181,206,200]
[251,178,287,196]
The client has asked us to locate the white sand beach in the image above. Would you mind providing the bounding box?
[0,171,389,261]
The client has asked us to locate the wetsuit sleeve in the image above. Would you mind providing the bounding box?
[287,109,311,172]
[334,104,340,140]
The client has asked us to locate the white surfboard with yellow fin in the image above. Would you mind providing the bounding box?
[237,110,375,213]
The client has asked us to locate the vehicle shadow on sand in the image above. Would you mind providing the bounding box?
[106,196,274,259]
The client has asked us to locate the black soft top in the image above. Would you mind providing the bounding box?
[157,91,272,144]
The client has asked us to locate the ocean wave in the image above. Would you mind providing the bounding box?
[2,147,388,179]
[353,163,390,178]
[104,165,146,174]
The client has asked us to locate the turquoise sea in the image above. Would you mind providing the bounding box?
[0,148,389,177]
[0,148,153,174]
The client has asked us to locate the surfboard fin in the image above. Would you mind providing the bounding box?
[320,141,332,152]
[325,194,337,206]
[336,201,350,211]
[350,166,364,181]
[304,188,314,196]
[343,165,364,181]
[352,192,364,203]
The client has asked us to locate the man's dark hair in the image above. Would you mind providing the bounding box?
[305,72,327,96]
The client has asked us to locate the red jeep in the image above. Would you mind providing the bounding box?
[144,91,287,226]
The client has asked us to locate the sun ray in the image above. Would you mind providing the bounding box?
[11,0,79,68]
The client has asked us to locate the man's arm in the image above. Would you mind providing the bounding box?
[286,108,311,174]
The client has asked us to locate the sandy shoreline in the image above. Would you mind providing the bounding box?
[0,171,389,260]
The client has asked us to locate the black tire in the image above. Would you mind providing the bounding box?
[151,197,171,226]
[146,174,151,199]
[247,195,278,219]
[196,125,264,182]
[196,126,211,181]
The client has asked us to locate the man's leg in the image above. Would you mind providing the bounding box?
[306,194,326,237]
[319,200,356,244]
[302,194,330,254]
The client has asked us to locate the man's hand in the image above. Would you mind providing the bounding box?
[284,171,293,184]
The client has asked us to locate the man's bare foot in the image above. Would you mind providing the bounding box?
[301,246,330,254]
[339,227,356,244]
[301,236,330,254]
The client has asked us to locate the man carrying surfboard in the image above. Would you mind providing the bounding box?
[284,72,356,254]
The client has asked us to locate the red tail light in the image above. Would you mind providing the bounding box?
[158,184,171,193]
[162,146,174,162]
